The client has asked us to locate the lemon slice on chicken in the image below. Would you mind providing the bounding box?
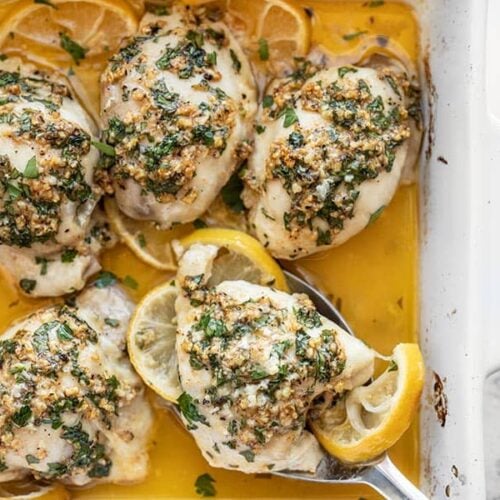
[177,228,288,290]
[310,343,424,464]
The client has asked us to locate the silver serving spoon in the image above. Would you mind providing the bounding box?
[170,270,428,499]
[278,270,428,500]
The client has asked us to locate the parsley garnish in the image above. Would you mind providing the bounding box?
[368,205,385,225]
[262,95,274,108]
[24,156,38,178]
[229,49,241,73]
[342,31,368,41]
[338,66,358,78]
[12,405,32,427]
[92,140,115,157]
[123,275,138,290]
[59,32,87,65]
[19,278,36,294]
[282,107,298,128]
[195,473,216,497]
[177,392,208,428]
[94,271,118,288]
[61,248,78,263]
[388,360,398,372]
[258,38,269,61]
[239,449,255,462]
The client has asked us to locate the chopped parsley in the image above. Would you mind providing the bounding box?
[61,248,78,263]
[262,95,274,108]
[239,449,255,463]
[123,275,139,290]
[342,31,368,41]
[23,156,38,178]
[94,271,118,288]
[258,38,269,61]
[177,392,208,428]
[338,66,358,78]
[368,205,385,225]
[229,49,241,73]
[11,405,32,427]
[195,473,216,497]
[282,107,298,128]
[19,278,36,294]
[92,140,116,157]
[388,360,398,372]
[59,33,87,65]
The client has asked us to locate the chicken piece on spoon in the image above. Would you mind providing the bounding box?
[243,59,418,259]
[174,243,375,473]
[0,285,153,486]
[100,5,257,228]
[0,59,107,297]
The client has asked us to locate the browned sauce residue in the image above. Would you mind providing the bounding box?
[433,371,448,427]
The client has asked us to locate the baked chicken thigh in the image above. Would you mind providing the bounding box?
[0,285,153,486]
[101,5,257,228]
[244,61,416,259]
[0,59,106,296]
[174,243,375,473]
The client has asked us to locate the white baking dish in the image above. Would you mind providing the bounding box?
[414,0,500,497]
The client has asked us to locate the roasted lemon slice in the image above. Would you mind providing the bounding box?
[0,0,138,64]
[0,482,69,500]
[127,281,181,402]
[177,228,288,290]
[104,198,194,272]
[226,0,311,65]
[310,343,424,464]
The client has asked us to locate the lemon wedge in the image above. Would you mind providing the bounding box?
[127,280,181,403]
[226,0,311,65]
[177,228,288,291]
[310,343,424,464]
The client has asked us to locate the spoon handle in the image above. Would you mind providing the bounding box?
[360,456,428,500]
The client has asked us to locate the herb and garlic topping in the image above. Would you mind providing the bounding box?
[100,6,257,228]
[174,243,375,473]
[0,59,107,298]
[0,64,100,249]
[244,62,420,259]
[0,285,153,486]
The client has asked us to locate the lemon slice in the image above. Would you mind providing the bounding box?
[0,0,138,65]
[177,228,288,291]
[127,280,182,402]
[105,198,193,272]
[310,343,424,464]
[226,0,311,67]
[0,481,69,500]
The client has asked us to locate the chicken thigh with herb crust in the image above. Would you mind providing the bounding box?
[101,5,257,228]
[0,285,153,486]
[0,59,107,297]
[244,61,417,259]
[174,243,375,473]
